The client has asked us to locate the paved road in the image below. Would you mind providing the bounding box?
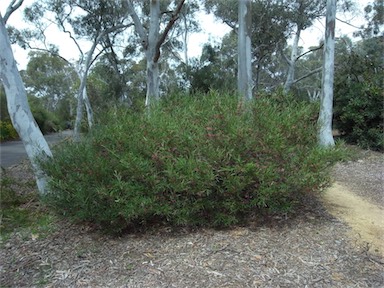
[0,130,73,168]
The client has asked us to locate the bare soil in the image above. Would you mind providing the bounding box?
[1,150,383,287]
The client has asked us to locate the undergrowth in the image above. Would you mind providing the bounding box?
[41,92,347,234]
[0,173,56,242]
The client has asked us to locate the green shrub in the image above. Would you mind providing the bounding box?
[31,106,60,134]
[41,92,345,234]
[334,82,383,151]
[0,120,18,142]
[333,37,384,151]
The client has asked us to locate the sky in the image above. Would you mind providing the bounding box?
[0,0,372,70]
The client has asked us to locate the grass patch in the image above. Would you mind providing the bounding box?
[0,174,56,242]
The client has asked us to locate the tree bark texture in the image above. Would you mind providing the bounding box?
[238,0,253,101]
[318,0,336,147]
[0,14,52,195]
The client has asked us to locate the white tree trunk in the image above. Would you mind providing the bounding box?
[73,78,85,141]
[318,0,336,147]
[73,47,97,140]
[127,0,184,106]
[0,15,52,195]
[238,0,253,101]
[83,85,93,128]
[182,14,189,67]
[284,26,301,94]
[145,0,160,107]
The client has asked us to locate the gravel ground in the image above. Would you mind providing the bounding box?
[332,149,384,207]
[0,150,383,287]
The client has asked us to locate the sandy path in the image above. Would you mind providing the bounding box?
[323,182,384,257]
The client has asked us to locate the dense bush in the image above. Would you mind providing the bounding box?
[333,81,383,151]
[0,120,18,142]
[31,105,61,134]
[333,36,384,151]
[42,92,345,234]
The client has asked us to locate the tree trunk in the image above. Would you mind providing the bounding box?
[73,80,84,141]
[182,14,189,67]
[237,0,253,101]
[318,0,336,147]
[0,15,52,195]
[73,46,97,140]
[284,25,301,94]
[145,0,160,107]
[83,86,93,129]
[127,0,185,106]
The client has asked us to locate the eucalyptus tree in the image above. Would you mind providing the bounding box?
[98,34,133,106]
[237,0,252,100]
[205,0,290,91]
[1,5,52,195]
[358,0,384,38]
[179,1,200,67]
[318,0,336,147]
[169,0,200,91]
[333,35,384,150]
[21,0,132,140]
[126,0,186,106]
[24,51,78,117]
[290,43,323,100]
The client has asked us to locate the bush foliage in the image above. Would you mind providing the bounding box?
[42,92,344,234]
[333,36,384,151]
[0,120,18,142]
[31,105,61,134]
[333,81,383,151]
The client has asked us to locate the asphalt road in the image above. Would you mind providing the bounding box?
[0,130,73,168]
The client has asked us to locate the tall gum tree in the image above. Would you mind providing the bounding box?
[49,0,132,140]
[20,0,132,140]
[0,11,52,195]
[318,0,336,147]
[205,0,290,92]
[238,0,253,100]
[126,0,185,107]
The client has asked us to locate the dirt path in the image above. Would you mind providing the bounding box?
[323,182,384,256]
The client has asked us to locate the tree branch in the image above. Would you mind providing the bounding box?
[126,0,148,49]
[293,67,322,84]
[3,0,24,24]
[296,43,324,61]
[154,0,185,62]
[280,49,290,65]
[55,6,84,61]
[223,19,237,30]
[336,17,362,29]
